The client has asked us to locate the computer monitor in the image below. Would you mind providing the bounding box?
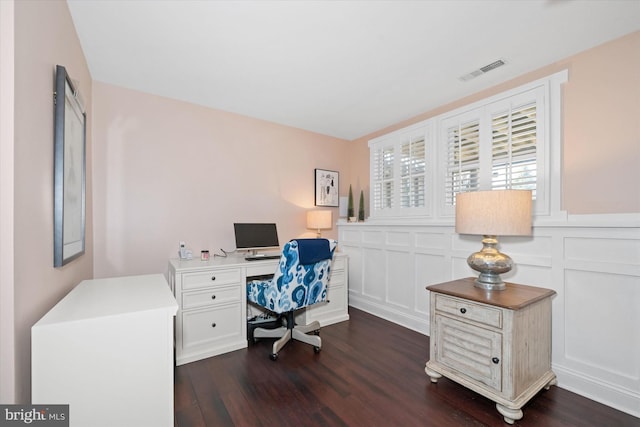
[233,223,280,255]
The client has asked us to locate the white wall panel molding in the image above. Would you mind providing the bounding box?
[339,217,640,417]
[563,271,638,375]
[386,249,413,310]
[361,247,385,301]
[386,231,411,247]
[414,231,446,251]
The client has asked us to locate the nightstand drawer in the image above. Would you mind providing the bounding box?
[435,294,502,329]
[181,268,241,290]
[182,285,240,310]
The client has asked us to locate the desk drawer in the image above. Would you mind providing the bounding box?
[332,256,345,271]
[435,294,502,329]
[182,285,240,310]
[181,303,242,349]
[181,268,241,290]
[328,270,345,287]
[310,284,346,316]
[245,261,279,277]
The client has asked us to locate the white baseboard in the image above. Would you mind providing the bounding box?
[349,297,429,336]
[554,365,640,418]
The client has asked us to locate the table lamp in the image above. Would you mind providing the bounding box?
[307,210,332,238]
[455,190,532,291]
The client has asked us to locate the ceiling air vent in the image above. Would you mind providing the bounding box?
[459,59,506,82]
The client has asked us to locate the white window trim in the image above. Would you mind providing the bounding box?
[367,70,568,225]
[438,85,546,217]
[369,120,434,219]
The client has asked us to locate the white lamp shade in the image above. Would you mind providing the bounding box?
[307,210,332,230]
[455,190,532,236]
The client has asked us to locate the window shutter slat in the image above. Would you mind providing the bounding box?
[400,136,426,208]
[445,120,480,205]
[491,102,537,198]
[372,146,395,211]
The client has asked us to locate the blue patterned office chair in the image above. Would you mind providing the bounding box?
[247,238,337,360]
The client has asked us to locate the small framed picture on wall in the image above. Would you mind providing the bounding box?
[315,169,339,207]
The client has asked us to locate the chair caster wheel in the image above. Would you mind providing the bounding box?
[270,353,278,361]
[314,346,321,353]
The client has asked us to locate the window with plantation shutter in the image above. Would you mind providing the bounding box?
[367,70,566,222]
[369,123,431,218]
[438,85,550,217]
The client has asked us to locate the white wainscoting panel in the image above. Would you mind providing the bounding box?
[564,270,638,379]
[415,231,446,251]
[362,247,385,301]
[387,249,413,309]
[338,215,640,417]
[386,230,411,246]
[414,252,447,315]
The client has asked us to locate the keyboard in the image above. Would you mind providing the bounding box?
[245,255,281,261]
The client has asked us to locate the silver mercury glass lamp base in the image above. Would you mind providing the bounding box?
[467,235,512,291]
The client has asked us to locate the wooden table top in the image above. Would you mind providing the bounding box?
[426,277,556,310]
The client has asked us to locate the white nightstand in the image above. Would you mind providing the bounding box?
[425,278,557,424]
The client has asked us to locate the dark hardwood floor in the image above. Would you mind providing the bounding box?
[174,308,639,426]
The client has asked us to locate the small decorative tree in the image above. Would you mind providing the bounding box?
[358,190,365,221]
[347,185,354,219]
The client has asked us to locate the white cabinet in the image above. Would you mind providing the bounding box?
[169,253,349,366]
[32,274,178,427]
[295,254,349,327]
[425,278,557,424]
[169,259,247,366]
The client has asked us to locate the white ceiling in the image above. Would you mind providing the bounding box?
[66,0,640,140]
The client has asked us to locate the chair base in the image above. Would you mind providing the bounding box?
[253,311,321,360]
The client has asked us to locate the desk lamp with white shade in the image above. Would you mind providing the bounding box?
[455,190,532,291]
[307,210,333,238]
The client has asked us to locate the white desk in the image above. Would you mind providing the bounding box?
[32,274,178,427]
[168,253,349,366]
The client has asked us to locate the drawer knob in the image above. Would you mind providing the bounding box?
[211,323,216,328]
[460,308,467,314]
[211,295,216,300]
[492,357,500,364]
[211,276,216,281]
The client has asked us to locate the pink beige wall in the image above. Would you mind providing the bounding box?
[92,83,349,279]
[4,0,637,405]
[9,0,93,403]
[92,32,640,282]
[346,31,640,217]
[0,0,16,404]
